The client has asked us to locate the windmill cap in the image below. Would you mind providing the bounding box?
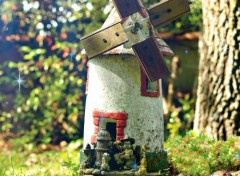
[101,8,174,56]
[81,8,174,57]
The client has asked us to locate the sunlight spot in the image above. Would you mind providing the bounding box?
[66,11,72,18]
[14,72,25,91]
[52,8,57,13]
[23,0,32,11]
[104,3,113,14]
[86,3,93,10]
[17,107,22,113]
[26,100,30,105]
[58,16,67,23]
[44,65,49,71]
[36,22,44,30]
[6,113,11,118]
[47,24,51,29]
[51,20,58,27]
[39,30,46,36]
[72,3,81,11]
[60,79,64,84]
[59,7,64,12]
[32,1,39,9]
[37,15,42,20]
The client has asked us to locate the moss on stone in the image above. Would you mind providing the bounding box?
[146,151,168,172]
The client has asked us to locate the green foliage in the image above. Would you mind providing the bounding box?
[62,157,79,176]
[166,132,240,175]
[1,135,239,176]
[0,147,80,176]
[167,94,195,138]
[1,61,85,144]
[1,46,86,144]
[0,0,105,144]
[0,0,202,145]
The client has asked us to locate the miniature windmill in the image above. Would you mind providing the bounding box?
[82,0,190,81]
[80,0,190,174]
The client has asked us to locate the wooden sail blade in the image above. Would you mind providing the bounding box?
[81,22,128,59]
[132,37,170,82]
[112,0,142,19]
[148,0,190,28]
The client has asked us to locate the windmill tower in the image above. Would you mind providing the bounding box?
[81,0,190,172]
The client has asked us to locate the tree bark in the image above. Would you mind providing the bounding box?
[194,0,240,140]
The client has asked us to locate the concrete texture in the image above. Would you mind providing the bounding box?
[83,55,164,153]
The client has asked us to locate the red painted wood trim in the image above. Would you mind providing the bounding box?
[91,134,97,144]
[93,110,128,120]
[93,117,100,126]
[94,126,99,134]
[139,7,148,18]
[112,0,142,19]
[117,136,125,141]
[116,120,127,128]
[116,127,124,136]
[140,68,160,97]
[91,110,128,144]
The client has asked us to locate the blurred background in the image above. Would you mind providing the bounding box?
[0,0,239,175]
[0,0,201,146]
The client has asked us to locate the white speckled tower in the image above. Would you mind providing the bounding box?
[83,9,165,153]
[84,54,165,153]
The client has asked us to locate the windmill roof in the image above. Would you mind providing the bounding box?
[81,8,174,57]
[101,8,135,56]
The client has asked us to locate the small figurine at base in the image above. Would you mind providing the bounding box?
[79,129,167,176]
[114,137,136,170]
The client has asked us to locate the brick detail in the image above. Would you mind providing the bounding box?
[141,90,160,97]
[91,134,97,144]
[117,136,125,141]
[94,126,99,134]
[93,117,100,126]
[92,110,128,142]
[140,68,160,97]
[93,111,128,120]
[116,127,124,136]
[116,120,127,128]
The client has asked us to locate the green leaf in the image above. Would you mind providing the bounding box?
[8,61,16,68]
[24,53,34,60]
[183,104,190,111]
[75,54,81,61]
[20,46,32,53]
[35,49,46,55]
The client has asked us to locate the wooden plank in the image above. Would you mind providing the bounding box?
[148,0,190,27]
[81,22,128,59]
[132,37,170,82]
[112,0,142,19]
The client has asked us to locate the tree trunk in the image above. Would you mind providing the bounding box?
[194,0,240,140]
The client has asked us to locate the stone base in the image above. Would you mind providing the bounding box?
[79,170,162,176]
[79,150,168,175]
[146,150,168,172]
